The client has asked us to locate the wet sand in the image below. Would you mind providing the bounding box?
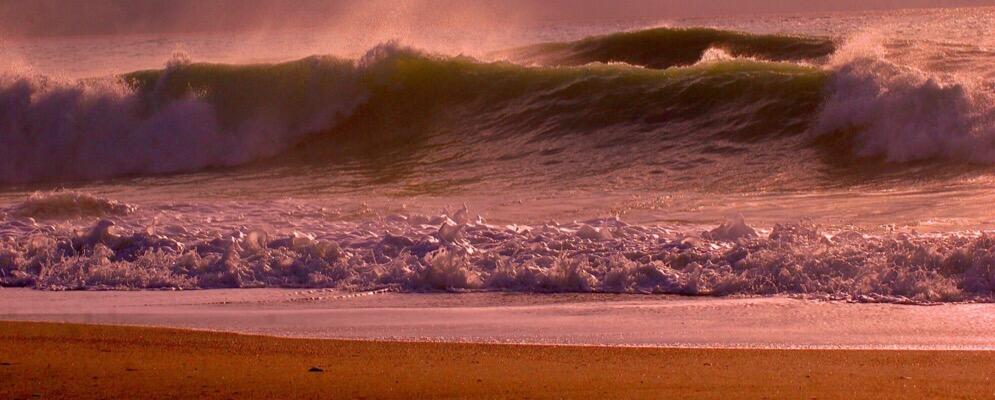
[1,321,992,399]
[2,289,993,350]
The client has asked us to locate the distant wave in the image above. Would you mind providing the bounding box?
[0,27,993,186]
[497,27,836,69]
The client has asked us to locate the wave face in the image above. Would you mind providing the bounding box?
[500,27,836,69]
[0,203,991,303]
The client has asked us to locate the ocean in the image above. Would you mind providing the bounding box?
[1,6,994,303]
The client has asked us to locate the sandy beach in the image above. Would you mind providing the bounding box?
[1,321,992,399]
[3,286,992,399]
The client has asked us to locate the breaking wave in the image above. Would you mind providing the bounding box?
[0,205,991,303]
[813,36,995,163]
[0,54,368,184]
[0,42,829,185]
[0,27,992,187]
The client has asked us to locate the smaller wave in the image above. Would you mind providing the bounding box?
[6,191,136,219]
[499,27,836,69]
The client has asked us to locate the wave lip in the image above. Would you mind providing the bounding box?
[499,27,837,69]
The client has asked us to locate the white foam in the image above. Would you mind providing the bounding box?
[0,201,991,303]
[695,47,739,64]
[815,31,995,162]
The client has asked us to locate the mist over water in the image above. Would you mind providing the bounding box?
[0,5,994,300]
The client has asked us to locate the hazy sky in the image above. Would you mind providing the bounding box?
[2,0,994,37]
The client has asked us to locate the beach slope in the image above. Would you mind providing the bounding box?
[1,321,992,399]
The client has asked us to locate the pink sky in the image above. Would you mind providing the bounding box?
[2,0,993,37]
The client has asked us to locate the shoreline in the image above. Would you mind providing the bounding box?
[2,321,993,399]
[6,315,995,352]
[3,289,993,350]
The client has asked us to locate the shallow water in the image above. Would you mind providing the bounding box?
[2,289,993,349]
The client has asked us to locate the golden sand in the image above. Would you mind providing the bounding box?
[0,321,992,399]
